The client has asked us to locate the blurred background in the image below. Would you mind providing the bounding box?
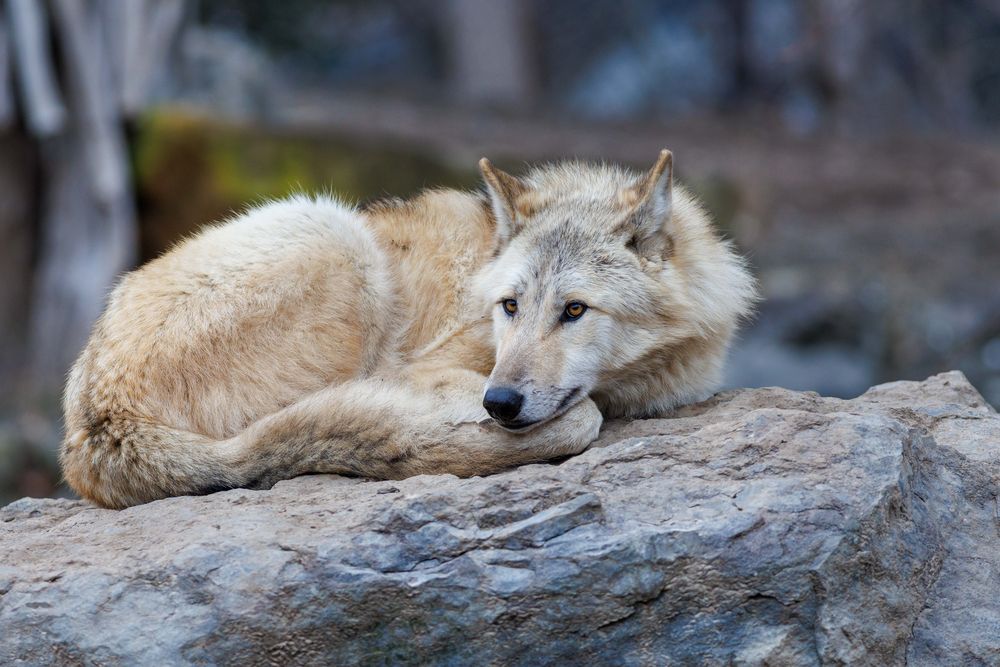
[1,0,998,504]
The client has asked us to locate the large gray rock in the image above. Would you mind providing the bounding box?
[1,372,998,665]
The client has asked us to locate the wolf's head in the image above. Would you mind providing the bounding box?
[474,151,756,430]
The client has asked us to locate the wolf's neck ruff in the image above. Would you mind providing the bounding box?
[60,152,758,508]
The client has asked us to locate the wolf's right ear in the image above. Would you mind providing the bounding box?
[479,158,529,247]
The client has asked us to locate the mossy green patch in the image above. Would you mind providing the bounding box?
[131,108,478,260]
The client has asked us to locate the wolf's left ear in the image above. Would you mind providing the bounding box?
[480,158,529,247]
[620,149,674,259]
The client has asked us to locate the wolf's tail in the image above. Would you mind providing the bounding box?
[60,418,259,509]
[60,382,414,509]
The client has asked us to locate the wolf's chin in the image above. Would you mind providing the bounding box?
[496,419,542,432]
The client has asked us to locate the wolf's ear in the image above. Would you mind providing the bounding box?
[620,149,674,259]
[479,158,530,247]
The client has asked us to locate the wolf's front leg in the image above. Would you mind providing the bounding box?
[410,367,604,476]
[230,369,602,487]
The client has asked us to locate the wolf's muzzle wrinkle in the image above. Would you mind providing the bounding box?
[557,387,582,411]
[483,387,524,422]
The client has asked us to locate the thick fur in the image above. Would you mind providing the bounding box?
[61,153,758,508]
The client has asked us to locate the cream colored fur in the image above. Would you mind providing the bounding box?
[61,152,758,508]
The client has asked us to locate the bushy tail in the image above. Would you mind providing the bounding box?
[61,419,254,509]
[61,381,408,509]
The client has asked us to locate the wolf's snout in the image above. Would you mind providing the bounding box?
[483,387,524,422]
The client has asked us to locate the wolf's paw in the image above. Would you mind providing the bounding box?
[552,397,603,456]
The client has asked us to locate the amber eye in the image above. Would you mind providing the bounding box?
[562,301,588,321]
[502,299,518,316]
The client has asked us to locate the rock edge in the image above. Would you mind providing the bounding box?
[1,372,998,666]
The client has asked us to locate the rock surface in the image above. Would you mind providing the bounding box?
[2,372,998,666]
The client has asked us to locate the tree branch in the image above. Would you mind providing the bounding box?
[5,0,65,136]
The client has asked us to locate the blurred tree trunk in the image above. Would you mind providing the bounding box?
[1,0,185,402]
[443,0,535,108]
[0,10,31,399]
[0,134,34,404]
[6,0,65,135]
[27,0,137,390]
[0,5,13,125]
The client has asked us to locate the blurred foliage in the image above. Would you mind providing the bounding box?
[196,0,444,88]
[132,109,479,259]
[193,0,1000,129]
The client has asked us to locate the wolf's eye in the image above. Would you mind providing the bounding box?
[501,299,518,316]
[562,301,588,322]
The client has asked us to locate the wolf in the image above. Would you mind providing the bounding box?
[61,150,758,508]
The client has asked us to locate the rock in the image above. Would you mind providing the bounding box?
[1,372,997,666]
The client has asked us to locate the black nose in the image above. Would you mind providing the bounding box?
[483,387,524,422]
